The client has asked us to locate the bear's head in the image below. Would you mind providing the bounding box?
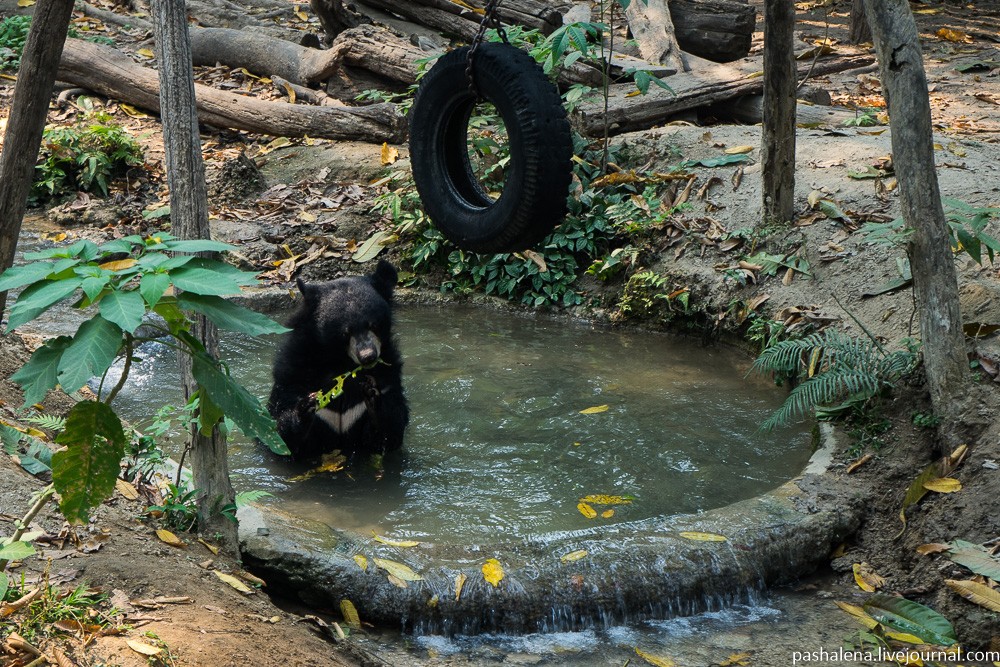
[295,260,398,368]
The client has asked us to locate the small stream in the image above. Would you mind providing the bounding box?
[102,304,812,545]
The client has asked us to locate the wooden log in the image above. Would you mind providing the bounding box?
[624,0,685,72]
[669,0,755,63]
[576,53,876,137]
[57,38,407,143]
[725,96,861,127]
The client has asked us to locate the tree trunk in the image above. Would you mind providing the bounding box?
[0,0,75,318]
[624,0,687,73]
[57,39,407,143]
[761,0,797,226]
[849,0,872,44]
[150,0,238,551]
[860,0,970,443]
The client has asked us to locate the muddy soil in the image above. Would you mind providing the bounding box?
[2,1,1000,665]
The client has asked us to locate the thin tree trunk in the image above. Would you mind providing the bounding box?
[761,0,797,226]
[849,0,871,44]
[623,0,686,73]
[151,0,238,550]
[0,0,75,318]
[860,0,970,443]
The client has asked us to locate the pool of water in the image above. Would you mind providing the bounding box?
[108,304,812,542]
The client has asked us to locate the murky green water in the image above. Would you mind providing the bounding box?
[109,304,811,541]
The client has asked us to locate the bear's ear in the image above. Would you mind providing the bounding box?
[296,278,318,307]
[371,259,397,301]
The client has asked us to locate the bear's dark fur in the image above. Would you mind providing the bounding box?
[267,260,409,462]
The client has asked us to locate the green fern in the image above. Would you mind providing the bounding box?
[23,413,67,432]
[752,330,916,430]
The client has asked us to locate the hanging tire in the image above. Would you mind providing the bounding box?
[408,43,573,254]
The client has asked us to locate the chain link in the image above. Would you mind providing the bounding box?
[465,0,509,99]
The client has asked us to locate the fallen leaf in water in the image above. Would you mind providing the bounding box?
[834,600,880,630]
[354,554,368,571]
[853,562,886,592]
[577,502,597,519]
[720,652,751,666]
[635,646,677,666]
[482,558,504,587]
[455,572,467,601]
[560,550,588,563]
[579,405,609,414]
[387,574,408,588]
[579,494,632,505]
[678,531,727,542]
[340,599,361,629]
[372,557,424,581]
[601,509,615,518]
[213,570,254,595]
[372,533,420,548]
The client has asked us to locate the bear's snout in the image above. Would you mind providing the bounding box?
[349,332,382,368]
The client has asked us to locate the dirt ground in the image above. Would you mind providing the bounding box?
[2,0,1000,665]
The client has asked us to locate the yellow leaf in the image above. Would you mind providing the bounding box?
[482,558,504,587]
[625,89,643,98]
[579,404,609,414]
[560,550,588,563]
[137,48,155,58]
[298,210,317,222]
[577,502,597,519]
[923,477,962,493]
[455,572,467,601]
[213,570,255,594]
[601,509,615,518]
[834,600,880,630]
[720,652,751,667]
[119,103,149,118]
[936,27,971,43]
[126,639,162,656]
[372,533,420,548]
[40,231,67,242]
[198,538,220,555]
[946,579,1000,612]
[295,9,308,20]
[353,554,368,571]
[372,557,424,581]
[725,145,754,155]
[580,494,632,505]
[387,574,408,588]
[427,594,439,607]
[115,478,139,500]
[99,258,138,272]
[852,562,885,592]
[381,142,399,165]
[17,0,36,5]
[156,529,185,548]
[678,531,727,542]
[340,599,361,629]
[635,647,677,667]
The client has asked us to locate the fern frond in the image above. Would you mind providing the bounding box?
[234,490,273,508]
[23,413,67,432]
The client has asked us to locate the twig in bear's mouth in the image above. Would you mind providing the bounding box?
[313,359,390,409]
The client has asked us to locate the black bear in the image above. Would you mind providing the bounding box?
[267,260,409,462]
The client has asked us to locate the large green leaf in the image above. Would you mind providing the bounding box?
[11,335,73,407]
[98,289,145,333]
[863,593,957,647]
[0,258,78,292]
[24,238,98,261]
[52,401,127,524]
[18,440,53,476]
[0,571,7,600]
[0,540,35,560]
[57,316,123,394]
[190,350,290,456]
[170,266,246,295]
[140,272,170,309]
[6,277,83,331]
[176,293,290,336]
[81,275,111,303]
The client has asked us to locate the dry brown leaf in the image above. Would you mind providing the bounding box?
[916,543,951,555]
[372,557,424,581]
[923,477,962,493]
[213,570,255,595]
[387,574,408,588]
[126,639,162,656]
[115,478,139,500]
[635,646,677,667]
[155,529,185,548]
[852,562,886,592]
[381,142,399,165]
[454,572,467,601]
[846,453,873,474]
[946,579,1000,612]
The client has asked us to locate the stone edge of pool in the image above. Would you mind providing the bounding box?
[238,423,865,635]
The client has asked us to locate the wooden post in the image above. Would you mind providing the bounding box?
[761,0,797,226]
[848,0,872,44]
[0,0,75,317]
[860,0,970,441]
[150,0,238,549]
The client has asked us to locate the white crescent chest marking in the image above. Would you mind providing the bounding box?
[314,387,393,434]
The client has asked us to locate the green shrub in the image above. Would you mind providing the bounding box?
[0,15,31,71]
[33,111,145,200]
